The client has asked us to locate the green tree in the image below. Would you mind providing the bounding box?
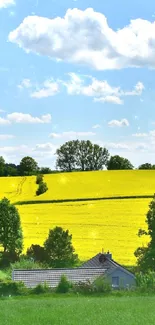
[135,195,155,272]
[56,140,109,172]
[107,155,134,170]
[44,226,79,268]
[0,198,23,255]
[0,156,5,176]
[19,156,38,176]
[138,163,153,170]
[26,244,48,263]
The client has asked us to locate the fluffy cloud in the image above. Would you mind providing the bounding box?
[132,133,148,137]
[34,143,57,153]
[92,124,101,129]
[49,131,96,139]
[108,119,129,127]
[63,73,144,105]
[7,112,51,124]
[0,117,11,125]
[8,8,155,70]
[18,79,32,89]
[31,80,59,98]
[0,0,15,9]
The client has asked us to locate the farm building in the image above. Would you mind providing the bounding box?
[12,252,135,289]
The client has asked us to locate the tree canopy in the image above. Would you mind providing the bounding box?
[107,155,134,170]
[138,163,154,170]
[135,195,155,272]
[0,198,23,255]
[56,140,109,172]
[19,156,38,176]
[44,226,79,268]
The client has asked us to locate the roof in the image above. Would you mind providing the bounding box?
[81,253,135,278]
[12,267,106,288]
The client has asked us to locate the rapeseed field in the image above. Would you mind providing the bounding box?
[18,198,150,265]
[0,170,154,265]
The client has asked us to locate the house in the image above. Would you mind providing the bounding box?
[12,251,136,289]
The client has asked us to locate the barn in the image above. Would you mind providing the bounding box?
[12,251,136,289]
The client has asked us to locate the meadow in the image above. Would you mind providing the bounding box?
[0,170,154,265]
[0,295,155,325]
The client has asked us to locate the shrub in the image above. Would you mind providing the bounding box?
[36,174,43,184]
[73,280,93,295]
[136,271,155,292]
[36,182,48,196]
[56,275,72,293]
[0,280,27,296]
[32,282,51,295]
[11,258,44,270]
[92,276,112,293]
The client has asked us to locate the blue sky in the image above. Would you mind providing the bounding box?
[1,0,155,168]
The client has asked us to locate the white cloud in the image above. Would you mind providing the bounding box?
[92,124,101,129]
[18,79,32,89]
[108,119,129,127]
[63,73,144,105]
[31,80,59,98]
[34,143,57,153]
[0,134,15,140]
[0,117,11,125]
[0,0,15,9]
[94,96,123,105]
[8,8,155,70]
[7,112,52,124]
[49,131,96,139]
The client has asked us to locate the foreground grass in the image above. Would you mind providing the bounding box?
[0,295,155,325]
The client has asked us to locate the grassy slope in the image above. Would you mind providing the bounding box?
[0,296,155,325]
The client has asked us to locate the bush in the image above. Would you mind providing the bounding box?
[36,182,48,196]
[0,251,19,268]
[73,280,93,295]
[56,275,72,293]
[11,258,44,270]
[36,174,43,184]
[32,282,51,295]
[92,276,112,293]
[136,271,155,292]
[0,280,27,296]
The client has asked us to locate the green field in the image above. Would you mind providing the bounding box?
[0,296,155,325]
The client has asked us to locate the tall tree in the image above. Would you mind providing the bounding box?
[138,163,153,170]
[107,155,134,170]
[19,156,38,175]
[0,198,23,255]
[135,195,155,272]
[44,226,78,268]
[56,140,109,172]
[0,156,5,176]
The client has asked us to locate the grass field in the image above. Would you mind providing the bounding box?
[18,198,150,265]
[0,170,154,265]
[0,296,155,325]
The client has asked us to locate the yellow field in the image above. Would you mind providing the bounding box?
[0,170,154,265]
[18,198,150,265]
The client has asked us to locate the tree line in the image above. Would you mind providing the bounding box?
[0,140,155,177]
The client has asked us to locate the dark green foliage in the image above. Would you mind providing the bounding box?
[0,251,19,268]
[36,181,48,196]
[56,275,71,293]
[107,155,134,170]
[26,244,48,263]
[39,167,52,174]
[73,280,93,295]
[135,271,155,292]
[4,164,18,176]
[0,198,23,256]
[0,156,5,176]
[0,280,27,296]
[36,174,43,184]
[32,283,51,294]
[19,156,38,176]
[138,163,153,170]
[44,226,79,268]
[11,258,44,270]
[135,195,155,271]
[56,140,109,172]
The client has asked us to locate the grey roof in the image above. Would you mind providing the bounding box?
[12,267,106,288]
[81,253,135,278]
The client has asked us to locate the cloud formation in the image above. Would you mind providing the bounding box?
[0,112,52,124]
[0,0,15,9]
[49,131,96,139]
[8,8,155,70]
[108,119,129,127]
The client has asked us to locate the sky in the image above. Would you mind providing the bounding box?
[1,0,155,168]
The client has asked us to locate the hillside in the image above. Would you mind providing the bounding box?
[0,170,154,265]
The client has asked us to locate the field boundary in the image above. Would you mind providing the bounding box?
[14,194,154,205]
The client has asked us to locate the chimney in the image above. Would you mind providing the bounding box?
[105,250,112,260]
